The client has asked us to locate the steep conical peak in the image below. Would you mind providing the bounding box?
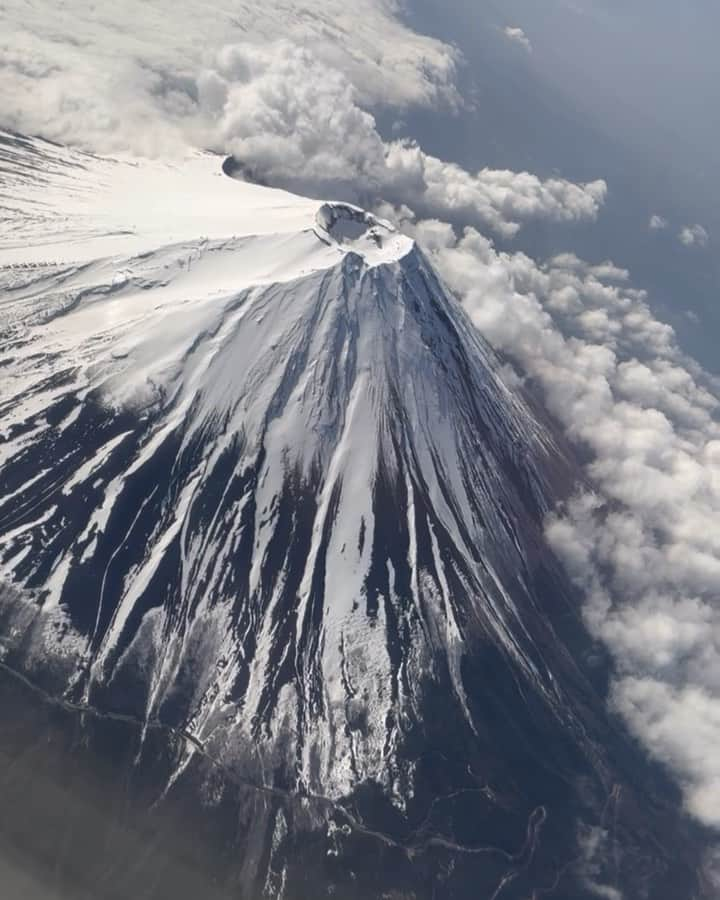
[0,131,709,900]
[0,136,554,773]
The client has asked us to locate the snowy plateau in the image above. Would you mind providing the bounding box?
[0,131,713,899]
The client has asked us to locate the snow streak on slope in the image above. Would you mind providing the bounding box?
[0,133,563,801]
[1,133,715,900]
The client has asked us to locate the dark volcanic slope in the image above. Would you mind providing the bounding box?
[0,134,713,899]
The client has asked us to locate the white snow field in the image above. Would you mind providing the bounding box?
[0,132,556,803]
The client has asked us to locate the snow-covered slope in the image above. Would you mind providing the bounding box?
[1,130,554,788]
[0,133,711,899]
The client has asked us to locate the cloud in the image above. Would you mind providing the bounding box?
[382,145,606,237]
[198,42,388,194]
[200,42,606,236]
[0,0,459,154]
[504,26,532,52]
[389,208,720,830]
[679,224,710,247]
[576,825,624,900]
[0,2,606,238]
[649,214,668,230]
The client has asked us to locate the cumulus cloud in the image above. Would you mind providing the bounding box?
[504,26,532,52]
[649,214,668,230]
[382,145,606,237]
[0,0,459,153]
[387,208,720,829]
[0,2,606,237]
[679,224,710,247]
[200,42,606,236]
[198,42,387,194]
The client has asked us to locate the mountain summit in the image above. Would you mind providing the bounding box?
[0,132,711,899]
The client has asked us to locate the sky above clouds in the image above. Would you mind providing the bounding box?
[2,0,720,855]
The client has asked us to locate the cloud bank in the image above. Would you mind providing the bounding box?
[201,41,606,236]
[391,211,720,830]
[0,0,458,154]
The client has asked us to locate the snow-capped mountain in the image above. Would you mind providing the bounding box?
[0,132,712,899]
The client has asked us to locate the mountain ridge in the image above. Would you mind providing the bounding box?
[0,132,713,899]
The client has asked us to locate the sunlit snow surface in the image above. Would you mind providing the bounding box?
[0,130,556,787]
[0,133,711,899]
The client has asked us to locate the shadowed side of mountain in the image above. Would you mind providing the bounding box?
[0,135,714,899]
